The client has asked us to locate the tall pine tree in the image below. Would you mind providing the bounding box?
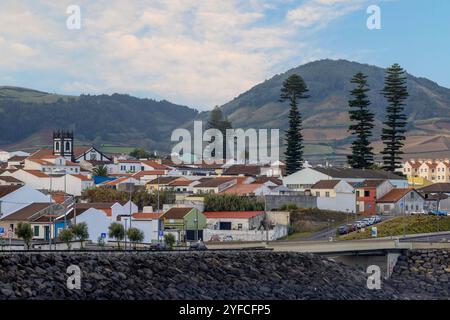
[207,106,232,160]
[347,72,375,169]
[381,63,409,172]
[280,74,309,175]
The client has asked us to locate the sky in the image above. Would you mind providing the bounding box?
[0,0,449,110]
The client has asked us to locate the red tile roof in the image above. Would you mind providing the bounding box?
[162,207,194,219]
[220,183,264,195]
[311,180,341,189]
[24,170,49,178]
[71,174,92,181]
[132,170,166,180]
[377,188,414,203]
[195,177,236,188]
[28,149,56,159]
[132,212,163,219]
[140,160,169,170]
[204,211,264,219]
[0,185,23,198]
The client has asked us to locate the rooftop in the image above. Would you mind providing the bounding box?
[311,180,341,189]
[161,207,194,219]
[377,188,415,203]
[313,167,405,180]
[204,211,264,219]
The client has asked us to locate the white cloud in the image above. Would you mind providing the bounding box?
[0,0,371,109]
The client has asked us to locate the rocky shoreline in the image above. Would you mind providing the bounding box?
[0,251,399,300]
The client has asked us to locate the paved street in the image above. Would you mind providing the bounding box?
[303,215,394,241]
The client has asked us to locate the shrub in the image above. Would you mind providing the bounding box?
[164,233,176,249]
[15,222,33,250]
[59,228,74,250]
[108,222,125,249]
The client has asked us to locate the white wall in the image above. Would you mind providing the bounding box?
[75,208,112,243]
[283,168,330,191]
[317,193,356,213]
[204,225,288,242]
[120,217,160,243]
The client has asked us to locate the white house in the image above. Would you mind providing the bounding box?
[0,185,52,218]
[310,180,356,213]
[11,169,93,196]
[283,167,407,191]
[72,207,113,242]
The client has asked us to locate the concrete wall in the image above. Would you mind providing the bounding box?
[265,194,317,211]
[204,224,288,242]
[317,193,356,213]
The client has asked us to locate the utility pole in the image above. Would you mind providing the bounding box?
[264,196,269,245]
[128,181,132,250]
[157,174,160,213]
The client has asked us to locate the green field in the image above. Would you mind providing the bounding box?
[0,86,74,103]
[339,215,450,240]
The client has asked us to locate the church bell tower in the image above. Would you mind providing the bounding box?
[53,130,74,161]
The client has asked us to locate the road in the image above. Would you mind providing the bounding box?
[302,215,393,241]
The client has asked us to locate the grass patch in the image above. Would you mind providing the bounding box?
[339,215,450,240]
[288,207,351,234]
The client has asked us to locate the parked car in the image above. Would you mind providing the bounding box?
[150,242,169,251]
[189,241,207,251]
[373,215,382,223]
[355,221,366,229]
[429,210,449,216]
[338,226,349,235]
[347,224,358,232]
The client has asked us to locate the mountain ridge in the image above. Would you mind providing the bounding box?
[1,59,450,160]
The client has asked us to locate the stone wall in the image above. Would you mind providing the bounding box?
[0,251,398,300]
[388,249,450,299]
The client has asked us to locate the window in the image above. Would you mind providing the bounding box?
[55,141,60,151]
[325,192,330,198]
[65,141,71,152]
[315,192,320,197]
[405,205,409,211]
[34,226,39,237]
[364,190,370,197]
[237,223,243,230]
[356,190,360,197]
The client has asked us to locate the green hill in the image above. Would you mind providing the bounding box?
[0,89,198,152]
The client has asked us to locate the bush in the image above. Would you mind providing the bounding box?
[70,222,89,248]
[59,228,74,250]
[204,194,264,211]
[127,227,144,249]
[164,233,176,249]
[15,222,33,250]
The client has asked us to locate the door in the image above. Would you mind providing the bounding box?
[44,226,50,241]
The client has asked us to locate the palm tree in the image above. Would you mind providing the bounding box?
[93,165,108,177]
